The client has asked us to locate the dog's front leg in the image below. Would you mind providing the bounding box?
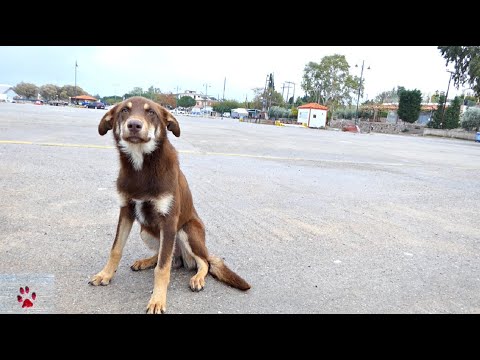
[146,220,177,314]
[89,204,134,286]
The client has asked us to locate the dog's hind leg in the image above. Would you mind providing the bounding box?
[131,228,158,271]
[176,218,209,292]
[171,241,185,269]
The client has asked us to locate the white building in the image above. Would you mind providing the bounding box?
[231,108,249,119]
[297,103,328,128]
[177,90,216,109]
[0,84,18,102]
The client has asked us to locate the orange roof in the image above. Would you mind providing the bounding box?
[298,103,328,110]
[71,95,97,101]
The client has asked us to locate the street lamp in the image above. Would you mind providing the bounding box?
[354,60,370,125]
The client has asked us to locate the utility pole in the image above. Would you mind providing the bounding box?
[262,74,269,112]
[285,81,295,106]
[292,82,295,106]
[268,73,274,109]
[223,77,226,101]
[203,83,210,112]
[354,60,370,125]
[74,60,78,103]
[441,70,455,129]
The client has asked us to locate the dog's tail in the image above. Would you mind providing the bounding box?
[208,255,251,291]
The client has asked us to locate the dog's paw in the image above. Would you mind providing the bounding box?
[189,274,205,292]
[88,271,113,286]
[146,295,167,314]
[131,258,157,271]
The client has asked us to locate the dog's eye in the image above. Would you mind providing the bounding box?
[121,108,129,113]
[147,109,155,116]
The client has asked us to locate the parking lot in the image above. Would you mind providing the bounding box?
[0,102,479,313]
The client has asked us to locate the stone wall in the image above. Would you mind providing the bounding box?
[423,128,477,141]
[328,119,425,135]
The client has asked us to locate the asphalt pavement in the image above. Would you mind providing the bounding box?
[0,102,479,314]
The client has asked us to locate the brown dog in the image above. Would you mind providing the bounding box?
[89,96,250,314]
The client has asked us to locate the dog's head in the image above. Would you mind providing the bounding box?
[98,96,180,143]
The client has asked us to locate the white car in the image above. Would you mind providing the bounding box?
[222,112,231,118]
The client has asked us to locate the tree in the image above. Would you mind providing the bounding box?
[249,88,265,110]
[373,87,401,104]
[61,85,89,97]
[397,89,422,123]
[444,96,462,129]
[144,86,161,100]
[101,96,121,105]
[270,90,285,107]
[430,90,441,103]
[461,107,480,131]
[212,100,242,114]
[427,94,446,129]
[301,54,360,113]
[13,82,39,99]
[39,84,60,100]
[177,96,196,108]
[294,96,306,107]
[462,94,478,106]
[154,93,176,109]
[438,46,480,97]
[132,87,144,96]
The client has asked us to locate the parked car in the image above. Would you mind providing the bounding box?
[34,100,44,105]
[86,101,106,109]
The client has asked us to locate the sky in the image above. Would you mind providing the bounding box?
[0,46,471,103]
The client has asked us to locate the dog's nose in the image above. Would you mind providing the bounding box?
[127,119,143,133]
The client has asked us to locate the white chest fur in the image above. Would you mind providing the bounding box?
[133,199,147,224]
[133,193,174,225]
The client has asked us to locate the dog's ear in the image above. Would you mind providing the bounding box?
[166,113,180,137]
[158,105,180,137]
[98,105,117,136]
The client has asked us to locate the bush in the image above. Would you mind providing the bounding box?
[334,109,356,120]
[378,110,389,118]
[268,106,290,119]
[290,107,298,119]
[461,107,480,131]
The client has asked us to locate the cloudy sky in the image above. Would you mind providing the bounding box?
[0,46,469,102]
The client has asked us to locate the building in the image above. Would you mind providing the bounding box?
[0,84,18,102]
[362,103,446,124]
[248,109,262,118]
[297,103,328,128]
[177,90,216,109]
[70,95,98,104]
[231,108,249,119]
